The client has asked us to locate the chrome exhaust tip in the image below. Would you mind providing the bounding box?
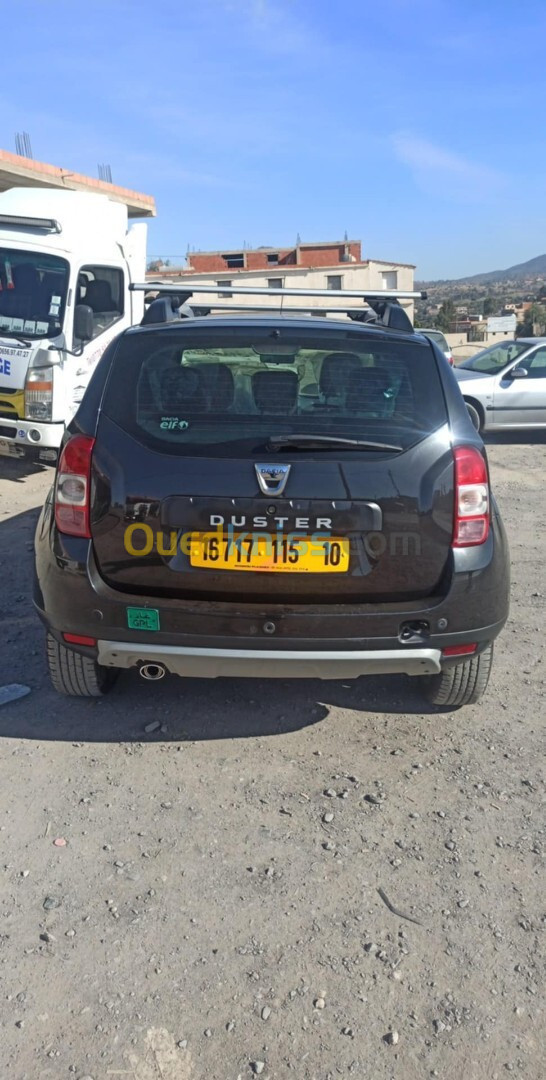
[139,662,167,681]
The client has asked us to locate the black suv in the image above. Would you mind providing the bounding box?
[34,287,509,707]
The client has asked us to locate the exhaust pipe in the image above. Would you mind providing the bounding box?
[139,662,167,681]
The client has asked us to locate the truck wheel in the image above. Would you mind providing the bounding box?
[420,644,493,707]
[46,633,117,697]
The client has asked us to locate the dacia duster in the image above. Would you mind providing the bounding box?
[34,285,510,708]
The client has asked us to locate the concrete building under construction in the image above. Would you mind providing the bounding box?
[0,148,155,218]
[147,240,416,317]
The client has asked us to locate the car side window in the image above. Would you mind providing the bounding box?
[521,347,546,378]
[76,266,124,342]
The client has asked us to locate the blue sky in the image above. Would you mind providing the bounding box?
[2,0,545,279]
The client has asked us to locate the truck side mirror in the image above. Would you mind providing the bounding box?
[74,304,94,344]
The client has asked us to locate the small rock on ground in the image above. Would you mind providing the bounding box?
[384,1030,399,1045]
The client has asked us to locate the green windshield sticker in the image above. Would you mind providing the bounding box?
[127,607,160,632]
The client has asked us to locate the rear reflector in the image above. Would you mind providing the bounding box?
[54,435,95,538]
[442,643,478,657]
[453,445,490,547]
[63,633,97,647]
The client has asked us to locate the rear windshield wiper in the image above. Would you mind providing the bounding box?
[267,433,403,452]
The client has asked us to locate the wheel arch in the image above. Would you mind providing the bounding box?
[463,395,486,431]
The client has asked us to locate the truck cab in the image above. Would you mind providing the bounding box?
[0,187,147,461]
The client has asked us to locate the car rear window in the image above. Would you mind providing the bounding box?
[102,325,448,455]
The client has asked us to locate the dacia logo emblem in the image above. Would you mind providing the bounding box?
[255,462,291,495]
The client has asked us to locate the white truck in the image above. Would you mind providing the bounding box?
[0,187,147,461]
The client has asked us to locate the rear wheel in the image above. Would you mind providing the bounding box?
[46,633,117,697]
[464,399,483,432]
[420,644,493,707]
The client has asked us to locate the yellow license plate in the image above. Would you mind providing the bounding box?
[189,532,350,573]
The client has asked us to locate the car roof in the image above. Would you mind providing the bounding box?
[126,311,429,344]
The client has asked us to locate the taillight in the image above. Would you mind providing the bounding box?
[54,435,95,537]
[453,445,490,547]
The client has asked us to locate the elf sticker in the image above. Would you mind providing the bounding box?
[160,417,189,430]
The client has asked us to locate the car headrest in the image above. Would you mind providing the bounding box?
[85,279,116,313]
[160,365,207,413]
[252,369,298,413]
[198,363,235,410]
[319,353,362,397]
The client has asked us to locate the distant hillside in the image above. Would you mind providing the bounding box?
[418,254,546,288]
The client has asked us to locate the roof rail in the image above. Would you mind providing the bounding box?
[183,303,416,332]
[132,281,426,333]
[185,303,406,315]
[134,282,425,301]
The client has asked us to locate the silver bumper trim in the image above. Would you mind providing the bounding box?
[96,641,442,679]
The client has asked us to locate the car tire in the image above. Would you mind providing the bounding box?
[420,644,493,707]
[465,400,483,432]
[46,633,118,697]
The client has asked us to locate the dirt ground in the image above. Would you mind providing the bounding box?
[0,434,544,1080]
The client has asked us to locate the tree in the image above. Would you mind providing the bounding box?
[147,258,171,271]
[482,297,496,316]
[435,299,455,332]
[531,303,546,333]
[516,303,546,337]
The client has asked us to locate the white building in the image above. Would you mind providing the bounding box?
[147,240,416,320]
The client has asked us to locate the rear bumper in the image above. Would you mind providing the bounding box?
[34,495,510,677]
[97,640,443,678]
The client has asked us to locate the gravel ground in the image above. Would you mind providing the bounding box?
[0,434,544,1080]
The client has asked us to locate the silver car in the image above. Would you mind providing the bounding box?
[419,328,454,365]
[454,338,546,431]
